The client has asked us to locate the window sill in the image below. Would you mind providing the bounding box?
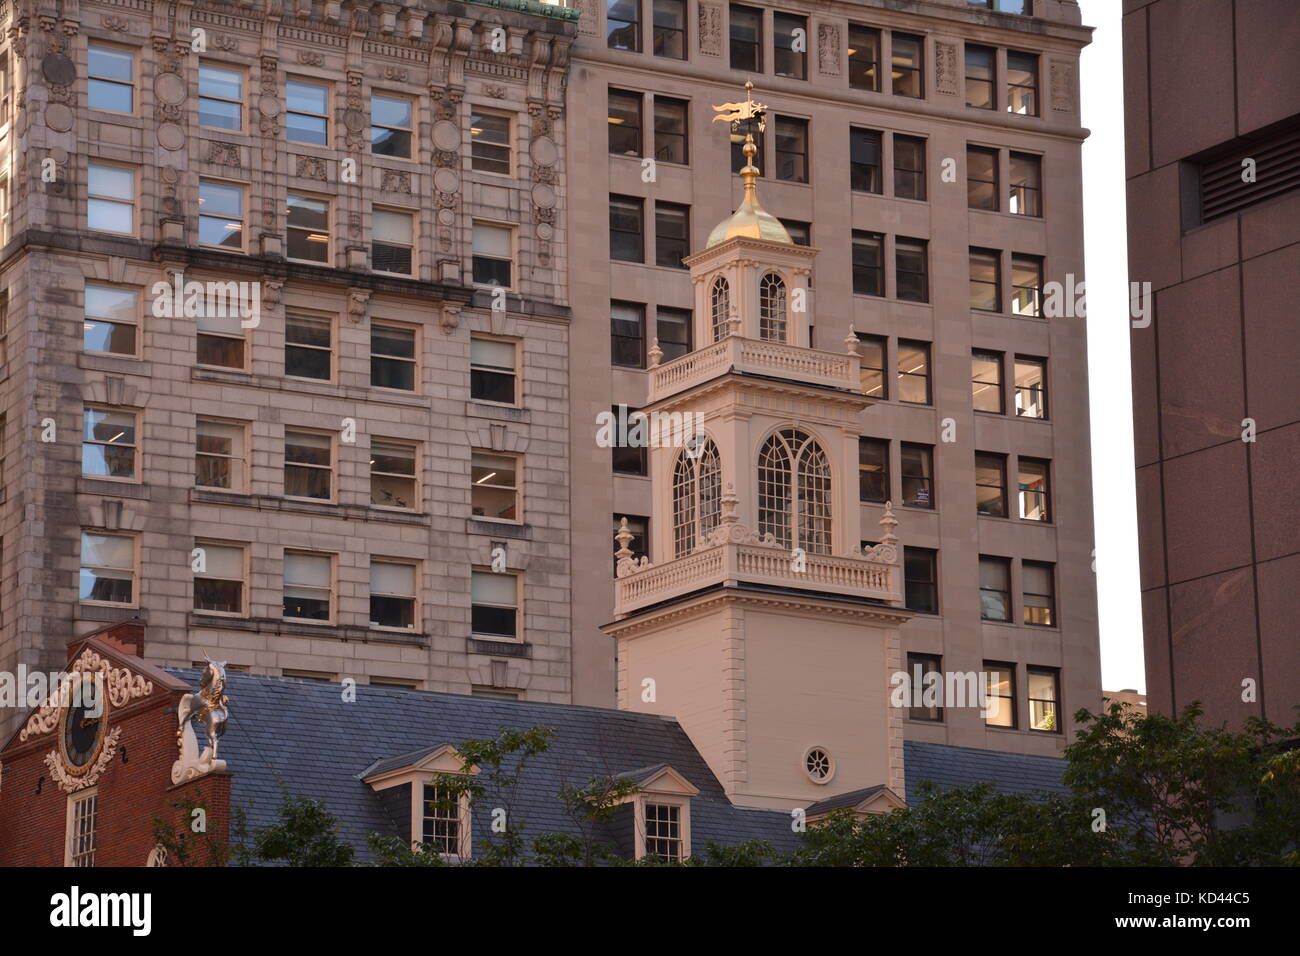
[190,488,430,525]
[467,518,530,539]
[79,604,146,623]
[80,352,149,375]
[79,478,150,499]
[467,401,529,424]
[191,366,431,408]
[189,613,431,645]
[468,637,531,658]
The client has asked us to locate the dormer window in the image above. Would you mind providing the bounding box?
[616,765,699,863]
[759,272,787,342]
[361,744,476,862]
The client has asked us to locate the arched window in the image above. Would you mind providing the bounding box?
[710,276,730,343]
[671,438,721,557]
[759,272,787,342]
[757,428,831,553]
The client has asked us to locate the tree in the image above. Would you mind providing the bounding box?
[532,773,642,866]
[149,789,249,867]
[428,724,556,867]
[1063,702,1300,866]
[250,791,355,867]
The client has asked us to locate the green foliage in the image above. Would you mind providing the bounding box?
[1062,702,1300,866]
[365,834,449,867]
[531,773,642,866]
[439,724,556,866]
[250,792,355,867]
[149,789,249,867]
[686,838,780,867]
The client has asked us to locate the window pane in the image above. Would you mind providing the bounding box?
[965,45,995,109]
[968,147,998,211]
[903,547,937,613]
[975,453,1006,516]
[1009,152,1042,216]
[850,128,882,193]
[196,543,243,580]
[1015,357,1047,418]
[852,232,883,297]
[653,0,686,59]
[857,334,885,398]
[372,325,415,359]
[285,552,330,587]
[608,0,641,51]
[894,135,926,200]
[775,117,808,183]
[848,25,880,91]
[608,90,642,156]
[472,570,516,605]
[774,13,807,79]
[200,65,243,101]
[891,34,923,98]
[471,112,511,173]
[653,97,688,164]
[287,80,328,115]
[858,438,888,502]
[285,314,331,380]
[901,443,933,508]
[656,308,691,361]
[82,532,132,569]
[371,561,415,595]
[972,350,1003,413]
[471,338,515,369]
[372,94,411,129]
[89,163,134,201]
[895,239,928,302]
[473,223,511,258]
[898,341,929,404]
[969,248,1000,311]
[655,202,689,269]
[610,301,644,367]
[472,452,518,520]
[1012,254,1043,317]
[730,5,762,72]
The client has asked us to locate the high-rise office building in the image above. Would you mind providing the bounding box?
[0,0,1099,761]
[1123,0,1299,728]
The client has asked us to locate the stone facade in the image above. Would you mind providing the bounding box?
[0,0,579,738]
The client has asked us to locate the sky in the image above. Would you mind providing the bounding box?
[1077,0,1145,692]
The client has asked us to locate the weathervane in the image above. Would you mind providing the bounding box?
[711,79,768,133]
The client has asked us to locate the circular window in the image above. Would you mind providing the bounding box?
[804,747,834,784]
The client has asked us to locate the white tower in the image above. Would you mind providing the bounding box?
[604,88,911,810]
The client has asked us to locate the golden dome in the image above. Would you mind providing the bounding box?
[705,144,793,248]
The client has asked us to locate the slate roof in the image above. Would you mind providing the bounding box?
[903,740,1068,805]
[804,784,889,817]
[161,669,1070,864]
[165,669,804,863]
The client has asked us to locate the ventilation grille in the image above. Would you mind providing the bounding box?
[1199,122,1300,223]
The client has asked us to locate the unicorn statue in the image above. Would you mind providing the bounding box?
[172,657,230,784]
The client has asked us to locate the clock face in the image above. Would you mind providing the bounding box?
[62,681,106,770]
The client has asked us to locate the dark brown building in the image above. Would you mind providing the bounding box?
[1123,0,1300,728]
